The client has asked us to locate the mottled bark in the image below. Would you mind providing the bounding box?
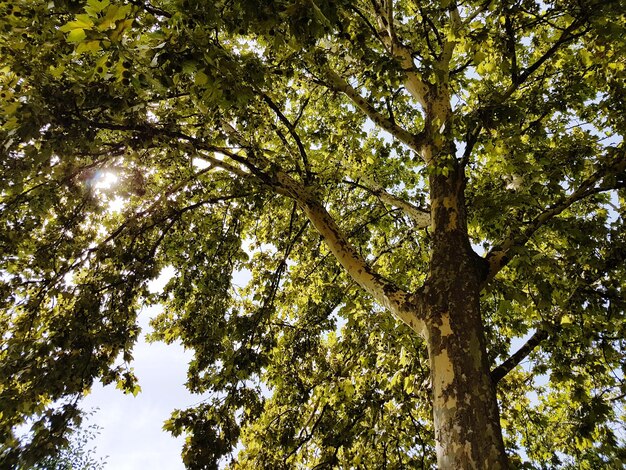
[274,170,426,335]
[424,164,508,469]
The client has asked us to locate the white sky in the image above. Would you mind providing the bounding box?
[81,266,200,469]
[82,306,194,470]
[81,265,251,469]
[78,170,249,469]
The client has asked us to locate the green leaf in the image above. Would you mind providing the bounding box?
[403,376,414,394]
[473,51,487,65]
[86,0,111,14]
[76,40,101,54]
[60,18,94,33]
[194,71,209,86]
[67,28,87,43]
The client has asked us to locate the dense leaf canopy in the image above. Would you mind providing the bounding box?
[1,0,625,468]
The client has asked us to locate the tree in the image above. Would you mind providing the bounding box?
[33,410,106,470]
[1,0,625,467]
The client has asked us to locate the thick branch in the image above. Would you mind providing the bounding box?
[491,328,548,383]
[482,156,626,287]
[393,45,431,108]
[200,121,427,333]
[77,118,421,333]
[368,1,430,107]
[384,0,395,43]
[440,5,462,67]
[275,173,426,335]
[323,70,427,157]
[89,118,428,333]
[87,117,430,333]
[87,120,252,178]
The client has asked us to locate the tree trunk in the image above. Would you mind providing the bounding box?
[425,164,508,469]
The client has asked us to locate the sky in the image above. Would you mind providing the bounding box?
[79,265,251,469]
[81,306,195,470]
[78,263,208,469]
[77,173,240,469]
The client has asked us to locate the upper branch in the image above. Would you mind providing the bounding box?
[127,0,172,18]
[491,328,548,383]
[482,155,626,288]
[368,1,430,107]
[440,4,462,67]
[86,119,252,178]
[491,239,626,383]
[322,70,427,158]
[464,16,587,166]
[501,18,586,101]
[346,178,430,228]
[261,93,313,181]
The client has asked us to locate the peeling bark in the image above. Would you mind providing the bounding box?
[300,196,426,336]
[424,164,509,469]
[272,170,427,335]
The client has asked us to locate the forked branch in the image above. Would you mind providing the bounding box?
[275,172,427,336]
[501,18,586,101]
[322,70,427,157]
[368,0,430,107]
[261,93,313,181]
[482,155,626,287]
[210,121,428,335]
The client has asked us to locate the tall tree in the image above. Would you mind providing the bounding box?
[1,0,625,468]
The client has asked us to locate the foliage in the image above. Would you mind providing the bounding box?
[1,0,625,468]
[33,420,105,470]
[14,409,105,470]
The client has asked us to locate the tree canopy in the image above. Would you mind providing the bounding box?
[1,0,625,468]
